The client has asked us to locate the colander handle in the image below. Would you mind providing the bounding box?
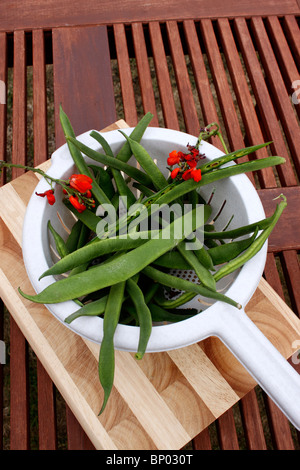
[216,306,300,430]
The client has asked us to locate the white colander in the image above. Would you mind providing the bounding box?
[22,127,300,430]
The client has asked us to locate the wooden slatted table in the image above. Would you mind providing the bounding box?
[0,0,300,450]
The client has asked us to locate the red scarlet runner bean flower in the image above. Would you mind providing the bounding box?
[69,195,86,213]
[35,189,56,205]
[69,174,93,193]
[182,168,202,182]
[168,146,204,182]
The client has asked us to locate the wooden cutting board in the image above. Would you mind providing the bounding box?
[0,120,299,450]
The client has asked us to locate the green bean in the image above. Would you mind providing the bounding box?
[148,303,195,323]
[133,182,155,197]
[90,131,137,207]
[47,220,69,258]
[155,290,197,309]
[76,222,90,249]
[203,210,277,240]
[39,235,150,279]
[214,195,287,282]
[142,265,241,309]
[20,207,206,303]
[89,130,115,157]
[207,228,258,265]
[99,281,125,414]
[88,165,115,200]
[177,241,216,291]
[118,131,168,191]
[113,169,136,208]
[153,251,191,270]
[116,112,154,162]
[126,278,152,360]
[59,105,111,206]
[64,296,108,324]
[65,220,83,253]
[200,142,272,174]
[183,232,214,270]
[67,136,153,187]
[144,281,160,304]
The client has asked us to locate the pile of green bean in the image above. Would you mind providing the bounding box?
[19,107,287,413]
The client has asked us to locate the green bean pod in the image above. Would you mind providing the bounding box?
[126,278,152,360]
[99,281,125,414]
[214,195,287,282]
[153,251,190,270]
[200,142,272,174]
[88,165,115,200]
[207,228,258,266]
[116,113,154,162]
[90,131,137,207]
[67,136,153,187]
[118,131,168,191]
[112,169,137,208]
[39,235,150,279]
[155,290,197,309]
[65,220,84,253]
[142,265,241,309]
[64,295,108,324]
[89,130,115,157]
[149,303,195,323]
[177,241,216,291]
[47,220,69,259]
[203,211,277,240]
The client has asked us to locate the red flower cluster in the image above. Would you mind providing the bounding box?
[36,174,94,213]
[167,147,203,182]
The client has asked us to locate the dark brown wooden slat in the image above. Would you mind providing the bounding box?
[183,20,224,151]
[217,18,276,189]
[148,22,180,131]
[192,427,212,450]
[0,32,7,186]
[36,359,57,450]
[216,409,240,449]
[32,29,48,166]
[9,319,30,449]
[283,15,300,70]
[264,253,285,299]
[257,187,300,252]
[200,19,245,152]
[239,389,267,450]
[113,23,138,127]
[166,21,200,136]
[12,30,26,179]
[264,396,296,449]
[131,23,159,126]
[281,250,300,316]
[52,25,116,148]
[66,406,95,450]
[0,0,299,32]
[234,17,298,187]
[266,16,300,120]
[250,17,300,178]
